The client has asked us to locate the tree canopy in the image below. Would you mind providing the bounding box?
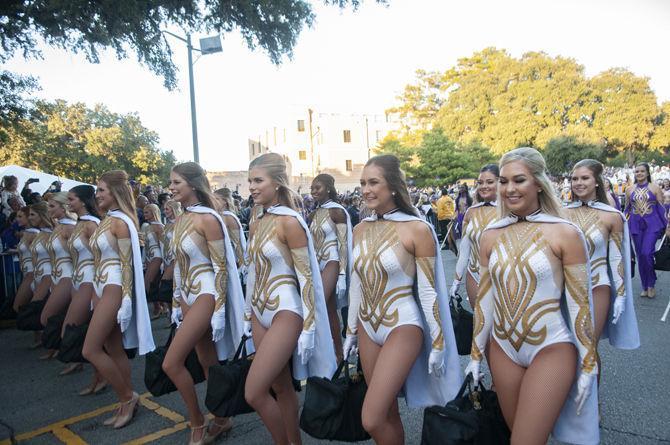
[388,47,669,175]
[1,0,385,90]
[0,99,176,184]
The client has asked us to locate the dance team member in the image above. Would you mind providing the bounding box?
[13,207,39,312]
[159,200,182,309]
[308,173,352,362]
[466,147,599,445]
[343,155,461,444]
[83,170,154,429]
[245,153,336,445]
[164,163,246,445]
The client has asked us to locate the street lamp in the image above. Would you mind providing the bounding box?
[163,31,223,164]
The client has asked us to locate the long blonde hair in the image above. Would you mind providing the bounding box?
[30,201,54,229]
[498,147,563,218]
[49,191,78,220]
[164,199,183,220]
[172,162,221,211]
[99,170,139,230]
[249,153,298,211]
[144,203,161,222]
[215,188,238,213]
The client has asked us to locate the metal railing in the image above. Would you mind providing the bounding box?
[0,251,21,304]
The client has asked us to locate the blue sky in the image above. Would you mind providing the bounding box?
[5,0,669,171]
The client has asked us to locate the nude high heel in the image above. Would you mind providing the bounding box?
[113,392,139,429]
[189,421,209,445]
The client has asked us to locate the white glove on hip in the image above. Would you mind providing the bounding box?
[575,372,595,415]
[210,309,226,343]
[336,274,347,299]
[450,280,460,298]
[611,296,625,324]
[171,306,183,328]
[464,359,482,384]
[117,297,132,333]
[343,334,358,360]
[297,330,315,365]
[428,348,446,378]
[243,320,252,338]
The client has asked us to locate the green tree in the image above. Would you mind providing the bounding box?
[1,0,385,90]
[375,134,418,174]
[543,135,605,175]
[650,101,670,153]
[0,70,38,126]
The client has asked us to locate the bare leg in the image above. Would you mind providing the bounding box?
[162,295,214,441]
[245,311,302,445]
[31,277,52,302]
[62,284,94,336]
[321,261,343,362]
[510,343,577,445]
[592,285,611,386]
[82,285,133,402]
[359,324,423,445]
[465,273,479,309]
[40,278,73,326]
[13,273,34,312]
[488,340,526,428]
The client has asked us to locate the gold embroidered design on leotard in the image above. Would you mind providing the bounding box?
[490,223,561,352]
[31,231,51,279]
[466,206,497,277]
[118,238,133,300]
[632,187,652,216]
[564,263,597,373]
[355,221,413,331]
[610,231,625,296]
[227,225,244,268]
[47,227,72,280]
[417,256,444,350]
[248,214,295,315]
[207,239,228,312]
[310,207,338,264]
[471,267,492,361]
[68,222,94,286]
[567,206,608,286]
[290,247,315,330]
[173,213,214,298]
[91,218,121,286]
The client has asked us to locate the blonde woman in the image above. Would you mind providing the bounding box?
[13,207,39,313]
[83,170,154,429]
[142,203,165,317]
[465,147,599,445]
[159,200,182,311]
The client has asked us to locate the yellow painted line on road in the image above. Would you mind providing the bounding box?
[138,395,185,423]
[52,427,87,445]
[122,421,188,445]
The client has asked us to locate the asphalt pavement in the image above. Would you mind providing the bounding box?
[0,251,668,444]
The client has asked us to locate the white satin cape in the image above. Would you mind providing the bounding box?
[453,201,496,283]
[186,206,249,361]
[266,205,337,380]
[362,210,462,408]
[485,212,599,445]
[565,201,640,349]
[107,210,155,355]
[319,201,353,309]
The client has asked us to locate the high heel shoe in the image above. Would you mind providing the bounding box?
[103,406,121,426]
[204,417,232,444]
[79,380,107,396]
[39,349,57,360]
[113,392,139,429]
[59,363,83,376]
[188,421,209,445]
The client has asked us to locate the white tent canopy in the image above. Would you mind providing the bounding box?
[0,165,92,195]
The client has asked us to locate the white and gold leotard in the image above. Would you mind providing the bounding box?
[90,216,123,297]
[454,203,497,285]
[68,219,97,290]
[247,212,303,328]
[172,212,217,307]
[472,219,597,372]
[18,229,39,275]
[31,229,53,284]
[47,223,74,284]
[162,220,175,266]
[566,205,611,289]
[143,223,163,265]
[310,206,340,270]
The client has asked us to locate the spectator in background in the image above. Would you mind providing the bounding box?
[29,192,42,204]
[136,195,149,226]
[454,183,473,238]
[436,187,455,240]
[345,196,360,226]
[2,175,26,217]
[1,212,20,251]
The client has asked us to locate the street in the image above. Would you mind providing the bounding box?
[1,252,669,445]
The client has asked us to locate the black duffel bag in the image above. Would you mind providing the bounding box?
[300,360,370,442]
[144,324,205,397]
[450,293,474,356]
[421,373,510,445]
[205,336,254,417]
[16,300,46,331]
[655,236,670,271]
[157,279,173,304]
[41,311,67,349]
[58,323,89,363]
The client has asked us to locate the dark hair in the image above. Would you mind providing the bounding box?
[69,185,100,219]
[457,184,473,208]
[313,174,338,202]
[636,162,652,184]
[172,162,220,211]
[365,155,418,216]
[2,175,18,189]
[572,159,608,205]
[476,164,499,202]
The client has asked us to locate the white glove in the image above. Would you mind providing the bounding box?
[243,320,252,337]
[297,330,315,365]
[171,306,183,328]
[428,349,446,378]
[336,274,347,299]
[117,297,132,332]
[210,309,226,343]
[575,372,595,415]
[611,296,625,324]
[464,359,482,384]
[343,334,358,360]
[450,280,460,298]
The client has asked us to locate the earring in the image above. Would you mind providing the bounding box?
[392,192,396,196]
[275,187,279,191]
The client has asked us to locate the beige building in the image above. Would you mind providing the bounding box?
[248,107,400,193]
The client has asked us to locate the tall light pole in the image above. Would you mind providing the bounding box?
[163,31,222,164]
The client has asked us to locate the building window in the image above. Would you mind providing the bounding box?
[299,150,307,161]
[376,130,382,142]
[297,120,305,132]
[346,160,353,171]
[251,143,255,154]
[343,129,351,143]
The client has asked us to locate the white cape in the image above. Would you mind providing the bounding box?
[319,201,353,310]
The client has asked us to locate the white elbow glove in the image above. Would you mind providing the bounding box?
[297,330,315,365]
[336,274,347,299]
[343,334,358,361]
[464,359,482,384]
[428,348,446,378]
[450,280,460,298]
[117,297,132,333]
[171,306,183,328]
[611,296,625,324]
[575,372,595,415]
[243,320,252,338]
